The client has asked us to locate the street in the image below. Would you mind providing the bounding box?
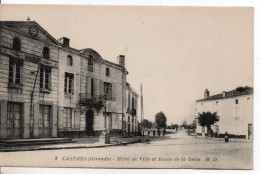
[0,130,253,169]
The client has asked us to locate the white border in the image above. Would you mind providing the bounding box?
[0,1,260,174]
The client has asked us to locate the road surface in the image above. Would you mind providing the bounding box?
[0,130,253,169]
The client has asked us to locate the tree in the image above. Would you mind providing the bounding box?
[155,112,167,128]
[142,119,153,129]
[188,119,197,130]
[196,112,220,133]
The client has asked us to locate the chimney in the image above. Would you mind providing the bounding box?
[58,37,70,47]
[204,89,210,99]
[118,55,125,68]
[222,91,226,97]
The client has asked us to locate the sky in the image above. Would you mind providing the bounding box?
[0,5,253,125]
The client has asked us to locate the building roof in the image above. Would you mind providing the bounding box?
[196,86,253,102]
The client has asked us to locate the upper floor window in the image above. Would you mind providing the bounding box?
[13,37,21,51]
[40,66,51,90]
[235,99,239,104]
[64,72,74,94]
[106,68,110,76]
[67,55,73,66]
[104,82,112,100]
[88,55,93,72]
[9,58,23,85]
[43,47,50,59]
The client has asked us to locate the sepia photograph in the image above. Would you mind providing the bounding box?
[0,4,254,169]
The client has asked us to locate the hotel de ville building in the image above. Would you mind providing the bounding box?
[0,20,139,140]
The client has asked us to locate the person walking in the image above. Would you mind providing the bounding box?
[224,132,229,143]
[153,129,155,137]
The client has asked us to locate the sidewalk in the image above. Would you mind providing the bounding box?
[0,136,142,152]
[195,136,253,143]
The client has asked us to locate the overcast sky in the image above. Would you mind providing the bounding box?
[0,5,253,125]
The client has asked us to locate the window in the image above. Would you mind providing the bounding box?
[39,105,51,128]
[67,55,73,66]
[104,82,112,100]
[64,108,72,128]
[43,47,50,59]
[64,72,74,94]
[13,37,21,51]
[7,102,22,128]
[106,68,110,76]
[88,55,93,72]
[235,99,239,104]
[9,59,22,85]
[128,92,130,109]
[40,66,51,90]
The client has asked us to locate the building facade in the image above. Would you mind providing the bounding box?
[0,20,139,139]
[196,87,253,139]
[0,21,59,139]
[124,82,139,136]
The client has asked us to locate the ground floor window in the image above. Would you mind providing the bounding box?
[64,108,72,128]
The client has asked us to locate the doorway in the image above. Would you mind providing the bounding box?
[39,105,51,138]
[6,102,23,139]
[248,124,253,140]
[86,110,94,135]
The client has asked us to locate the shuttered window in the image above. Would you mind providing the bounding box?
[64,108,72,128]
[9,59,23,85]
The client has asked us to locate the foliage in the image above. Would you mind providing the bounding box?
[142,119,153,129]
[155,111,167,128]
[167,123,179,129]
[188,119,197,130]
[196,112,220,133]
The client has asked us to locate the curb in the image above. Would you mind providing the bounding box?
[194,136,253,143]
[0,138,142,152]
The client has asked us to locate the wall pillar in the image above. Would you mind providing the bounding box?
[52,104,58,137]
[0,100,7,139]
[23,102,30,139]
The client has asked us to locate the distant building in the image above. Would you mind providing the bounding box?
[124,82,139,136]
[0,20,139,139]
[196,86,253,139]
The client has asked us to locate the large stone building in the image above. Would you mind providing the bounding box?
[196,86,253,139]
[0,20,139,139]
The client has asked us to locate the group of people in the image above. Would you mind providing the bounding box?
[147,128,166,137]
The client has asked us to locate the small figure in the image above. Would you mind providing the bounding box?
[163,128,166,136]
[224,132,229,143]
[157,129,161,137]
[148,129,150,136]
[153,130,156,137]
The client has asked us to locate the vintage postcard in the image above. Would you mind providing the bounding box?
[0,4,253,169]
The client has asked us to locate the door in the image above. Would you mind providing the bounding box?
[6,102,22,139]
[39,105,51,138]
[86,110,94,135]
[248,124,253,140]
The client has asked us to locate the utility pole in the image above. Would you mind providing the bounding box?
[140,84,144,135]
[29,32,47,138]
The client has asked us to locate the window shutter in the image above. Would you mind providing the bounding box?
[94,79,99,96]
[112,84,116,101]
[99,80,104,97]
[72,74,74,95]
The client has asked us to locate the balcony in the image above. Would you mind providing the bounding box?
[132,109,136,116]
[79,93,105,107]
[127,108,132,114]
